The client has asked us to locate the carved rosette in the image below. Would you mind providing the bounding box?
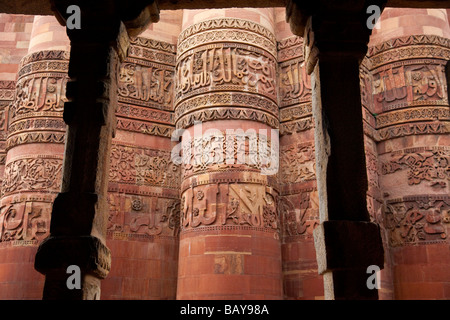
[362,34,450,248]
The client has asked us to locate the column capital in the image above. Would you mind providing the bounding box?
[35,235,111,279]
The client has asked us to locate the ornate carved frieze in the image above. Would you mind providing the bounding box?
[280,117,314,136]
[366,149,380,189]
[280,104,312,123]
[383,195,450,247]
[376,121,450,141]
[277,36,303,63]
[6,132,66,151]
[109,144,180,189]
[176,44,277,105]
[116,103,173,125]
[0,198,54,244]
[107,193,180,238]
[279,191,319,239]
[367,34,450,70]
[381,146,449,187]
[118,61,174,111]
[176,107,279,130]
[128,37,176,66]
[0,80,16,103]
[174,92,278,125]
[10,74,67,119]
[376,106,449,129]
[7,118,66,135]
[1,156,63,196]
[277,36,312,139]
[116,118,174,137]
[280,142,315,185]
[180,130,278,179]
[279,58,311,108]
[116,37,176,145]
[372,62,448,113]
[6,50,69,152]
[180,182,279,233]
[362,35,450,143]
[177,18,277,58]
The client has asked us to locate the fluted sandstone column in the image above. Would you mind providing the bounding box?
[0,15,69,299]
[103,11,182,299]
[366,8,450,300]
[276,7,322,299]
[175,8,283,299]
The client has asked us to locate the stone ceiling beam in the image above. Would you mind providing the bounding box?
[34,0,158,300]
[1,0,450,16]
[286,0,386,300]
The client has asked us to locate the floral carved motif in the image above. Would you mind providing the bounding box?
[1,157,63,196]
[280,143,315,185]
[109,144,180,189]
[384,195,450,246]
[381,147,449,187]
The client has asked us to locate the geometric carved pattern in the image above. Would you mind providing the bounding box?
[367,34,450,70]
[177,18,277,58]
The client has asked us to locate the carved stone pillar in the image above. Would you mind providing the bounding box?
[0,15,69,299]
[33,0,150,299]
[286,1,386,299]
[278,34,323,299]
[364,8,450,300]
[104,35,180,299]
[175,9,282,299]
